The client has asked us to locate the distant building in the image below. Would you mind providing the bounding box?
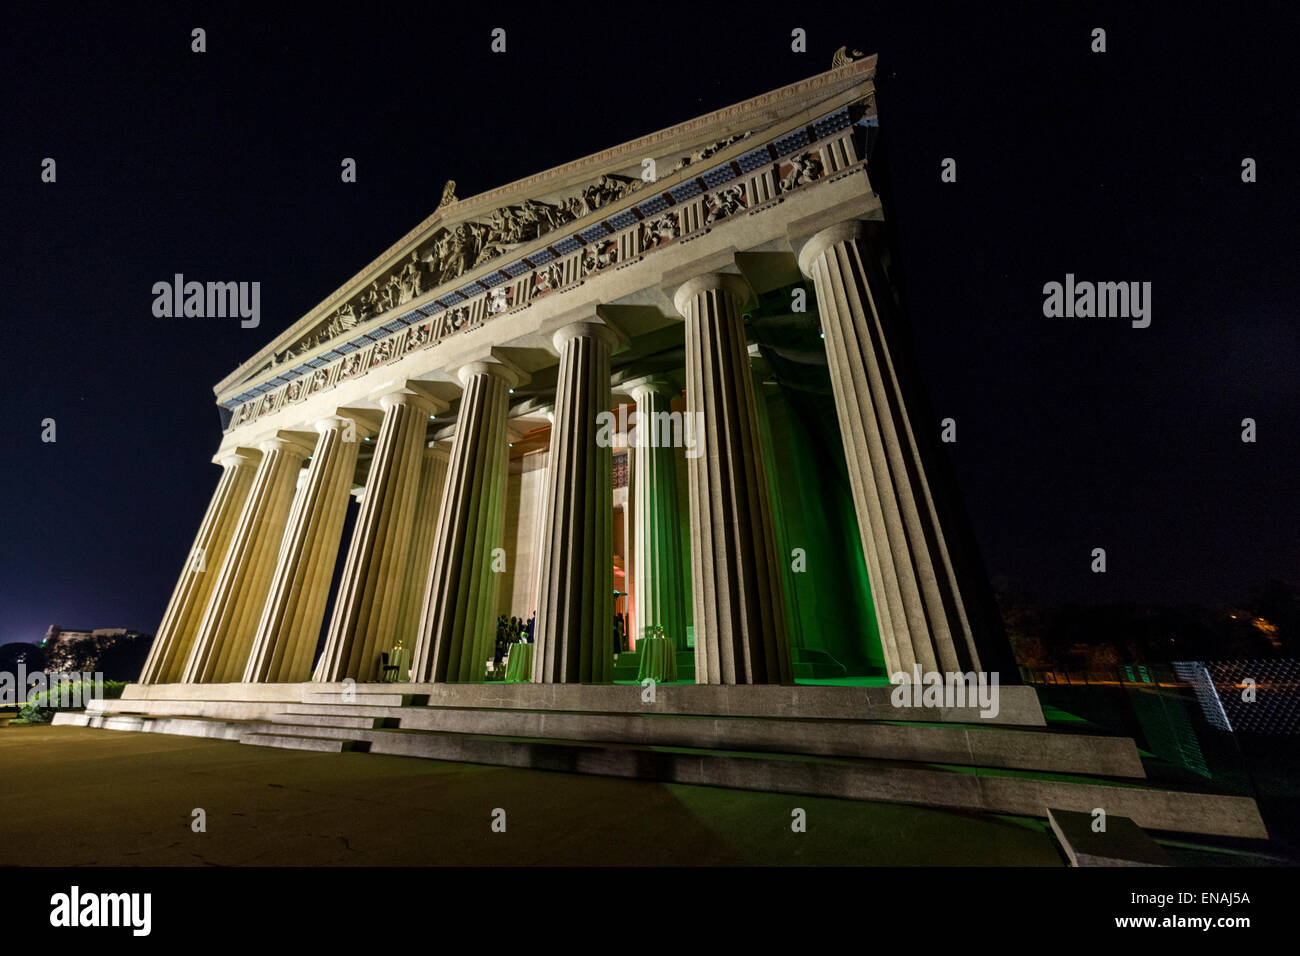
[42,626,148,676]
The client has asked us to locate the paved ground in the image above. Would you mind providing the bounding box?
[1,725,1066,866]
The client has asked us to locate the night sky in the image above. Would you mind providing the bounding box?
[2,2,1295,645]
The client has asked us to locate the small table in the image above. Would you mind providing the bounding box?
[504,642,533,682]
[635,637,677,684]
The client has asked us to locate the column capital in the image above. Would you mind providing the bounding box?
[259,433,315,458]
[374,385,443,415]
[313,414,376,439]
[457,359,523,389]
[551,320,623,354]
[670,272,752,318]
[796,219,868,277]
[213,447,260,469]
[622,374,678,402]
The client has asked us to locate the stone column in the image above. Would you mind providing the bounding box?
[411,362,515,683]
[627,376,687,651]
[243,416,365,683]
[315,387,437,682]
[182,435,313,683]
[533,321,617,684]
[674,273,792,684]
[139,450,260,684]
[798,220,980,676]
[392,443,451,654]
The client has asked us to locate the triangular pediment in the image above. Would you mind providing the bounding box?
[215,56,877,406]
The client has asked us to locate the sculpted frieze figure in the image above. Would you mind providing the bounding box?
[522,198,565,233]
[705,183,746,225]
[381,275,401,312]
[340,351,364,380]
[399,251,423,303]
[642,211,679,248]
[533,262,564,296]
[671,132,752,173]
[447,306,470,333]
[487,286,512,314]
[359,281,383,320]
[779,152,822,192]
[407,321,431,351]
[581,240,618,275]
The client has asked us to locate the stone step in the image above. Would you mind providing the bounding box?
[115,681,1047,726]
[274,704,1145,777]
[282,703,402,719]
[87,697,292,721]
[240,732,368,754]
[300,691,424,707]
[265,713,389,730]
[235,720,1266,839]
[53,711,243,741]
[1048,808,1173,867]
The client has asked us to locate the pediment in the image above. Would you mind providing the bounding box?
[215,57,877,407]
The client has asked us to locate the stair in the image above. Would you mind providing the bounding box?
[51,680,1271,840]
[240,731,370,753]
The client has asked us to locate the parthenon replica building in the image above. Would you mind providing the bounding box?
[140,52,1004,690]
[67,56,1267,842]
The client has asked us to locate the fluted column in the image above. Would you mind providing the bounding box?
[393,443,451,654]
[182,435,313,683]
[243,416,365,683]
[627,377,687,650]
[675,273,792,684]
[412,362,514,682]
[533,321,617,684]
[798,220,980,676]
[315,388,436,682]
[139,450,260,684]
[526,410,556,619]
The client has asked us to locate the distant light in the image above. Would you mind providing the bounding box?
[428,414,436,419]
[509,388,515,394]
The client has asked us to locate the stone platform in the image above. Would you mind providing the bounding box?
[53,681,1270,840]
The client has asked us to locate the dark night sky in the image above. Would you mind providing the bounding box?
[1,2,1296,645]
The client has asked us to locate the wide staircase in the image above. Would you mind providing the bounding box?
[53,680,1269,841]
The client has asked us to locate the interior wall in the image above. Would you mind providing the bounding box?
[498,449,548,621]
[759,385,884,676]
